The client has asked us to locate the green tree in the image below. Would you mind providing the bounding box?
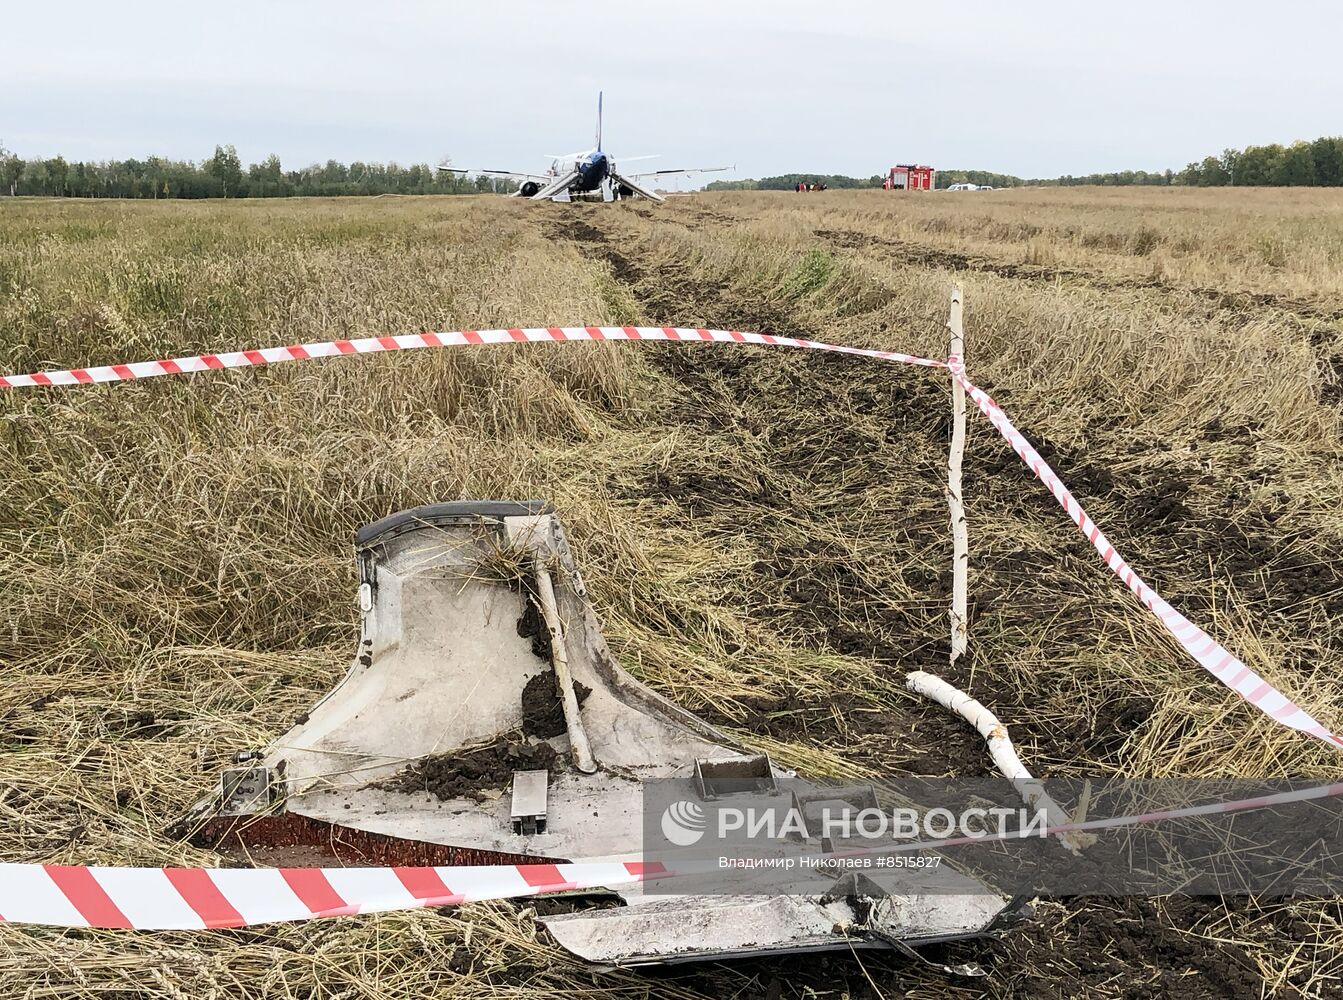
[0,140,21,196]
[69,161,90,197]
[248,153,285,197]
[319,159,349,192]
[1233,144,1283,185]
[1197,155,1230,186]
[45,156,69,196]
[21,158,48,195]
[144,156,167,198]
[206,144,244,197]
[1274,141,1316,186]
[1310,136,1343,187]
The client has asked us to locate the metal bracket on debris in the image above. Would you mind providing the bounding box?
[218,764,276,816]
[694,754,777,800]
[511,769,549,835]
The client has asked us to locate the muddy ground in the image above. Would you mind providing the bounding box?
[532,206,1335,999]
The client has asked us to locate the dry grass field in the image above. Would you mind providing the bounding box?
[3,186,1343,998]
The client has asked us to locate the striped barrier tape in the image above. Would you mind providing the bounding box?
[2,326,1336,751]
[0,326,944,388]
[1,325,1340,932]
[948,355,1343,751]
[2,329,1338,749]
[0,861,654,929]
[4,780,1343,930]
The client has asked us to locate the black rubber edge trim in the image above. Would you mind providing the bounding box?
[356,500,553,548]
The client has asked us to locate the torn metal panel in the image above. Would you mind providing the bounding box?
[187,500,1021,965]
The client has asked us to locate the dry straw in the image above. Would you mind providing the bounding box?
[3,189,1343,997]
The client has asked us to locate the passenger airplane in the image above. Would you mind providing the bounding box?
[438,93,730,203]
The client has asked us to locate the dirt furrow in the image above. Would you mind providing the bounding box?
[813,226,1343,324]
[540,206,1287,1000]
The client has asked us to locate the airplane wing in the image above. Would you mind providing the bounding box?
[436,167,554,182]
[531,169,581,200]
[626,165,733,180]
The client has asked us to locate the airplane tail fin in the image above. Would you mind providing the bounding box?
[595,91,603,152]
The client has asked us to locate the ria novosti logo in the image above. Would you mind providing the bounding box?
[660,800,707,846]
[657,796,1054,848]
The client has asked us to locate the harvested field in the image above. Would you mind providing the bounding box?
[3,187,1343,997]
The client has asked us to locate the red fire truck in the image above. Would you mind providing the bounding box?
[885,164,935,191]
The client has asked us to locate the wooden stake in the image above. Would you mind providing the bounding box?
[533,558,597,774]
[947,288,969,667]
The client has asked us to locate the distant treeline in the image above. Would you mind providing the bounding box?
[1046,136,1343,186]
[930,170,1027,189]
[705,168,1137,190]
[708,134,1343,191]
[7,134,1343,199]
[1172,137,1343,187]
[705,173,885,191]
[0,143,512,198]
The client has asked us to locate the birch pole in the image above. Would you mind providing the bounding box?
[532,558,597,774]
[906,670,1094,853]
[947,288,969,666]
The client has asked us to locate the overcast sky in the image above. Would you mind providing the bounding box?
[3,1,1340,181]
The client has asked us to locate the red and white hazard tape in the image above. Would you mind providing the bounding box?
[2,325,1341,932]
[2,330,1338,749]
[5,780,1343,930]
[948,355,1343,751]
[0,326,943,388]
[2,327,1335,750]
[0,860,657,929]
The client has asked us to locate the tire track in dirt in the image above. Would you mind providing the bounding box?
[814,226,1343,324]
[548,209,1167,774]
[542,208,1284,1000]
[547,209,993,776]
[551,211,1209,762]
[555,209,1343,731]
[811,225,1343,638]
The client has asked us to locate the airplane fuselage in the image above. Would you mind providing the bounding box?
[576,151,609,192]
[550,150,610,194]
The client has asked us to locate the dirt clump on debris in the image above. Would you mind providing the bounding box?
[515,593,551,659]
[386,739,559,802]
[521,671,591,739]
